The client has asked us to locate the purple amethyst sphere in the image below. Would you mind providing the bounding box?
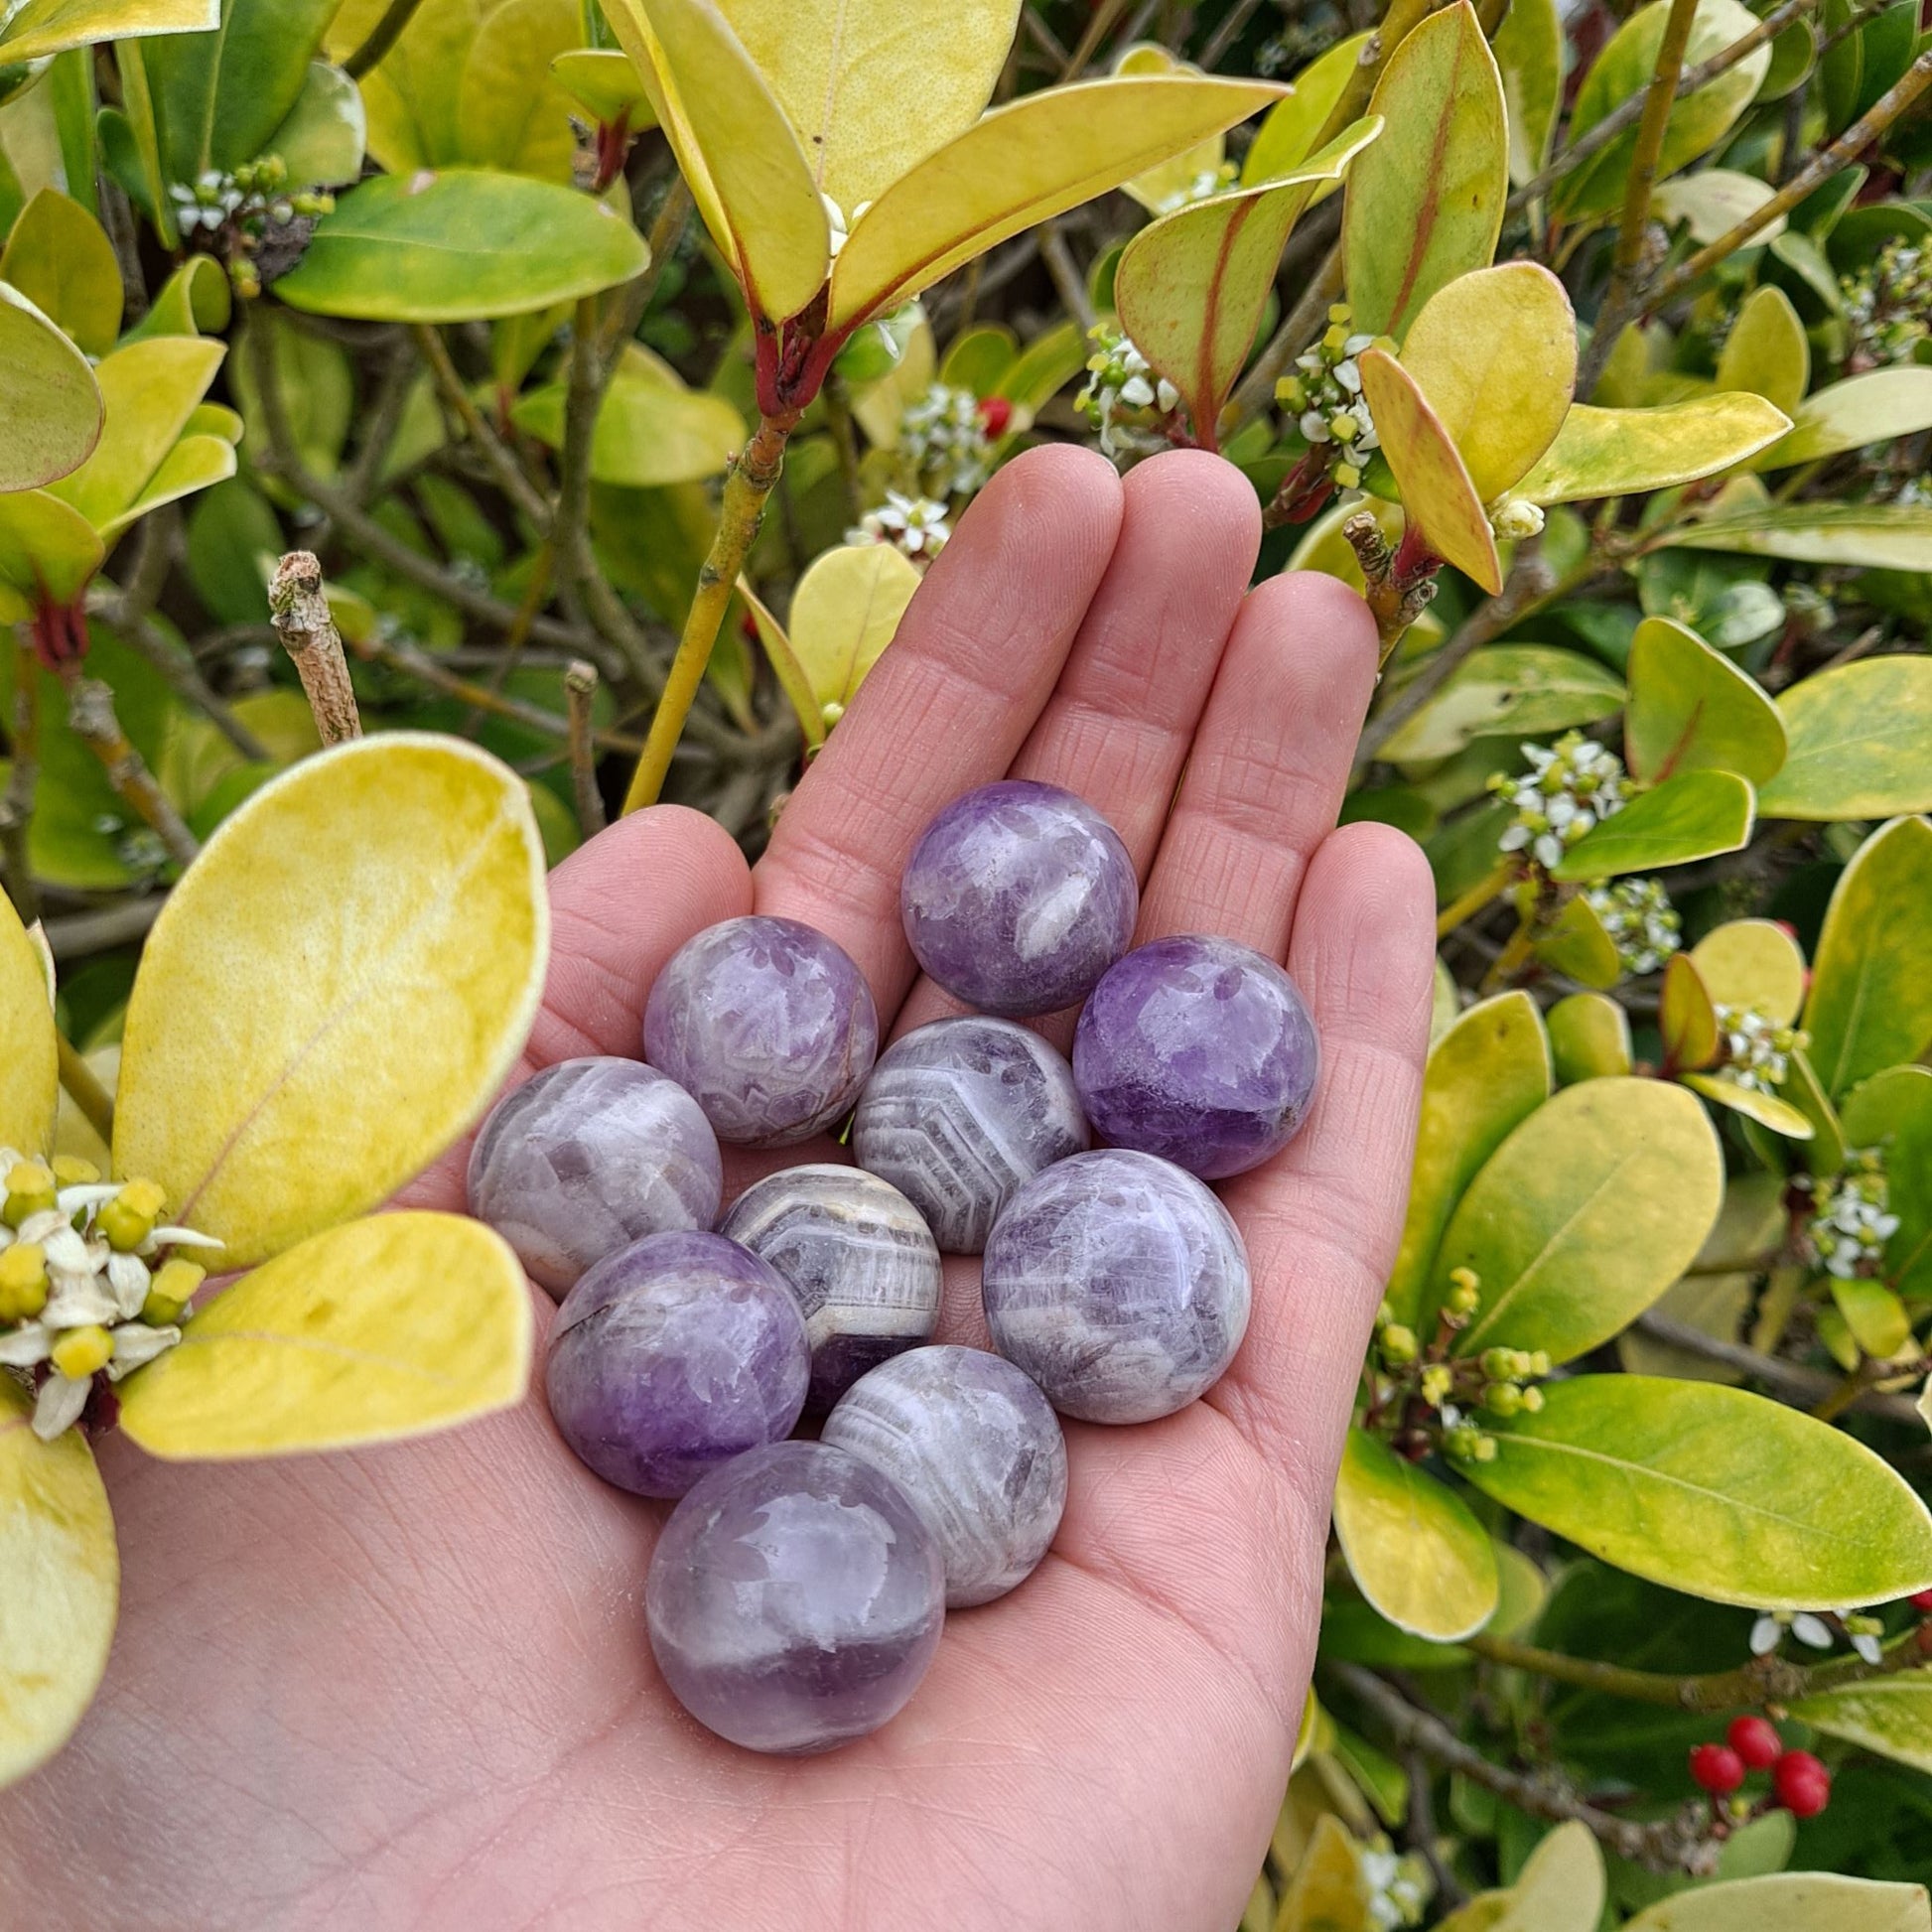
[645,1440,946,1754]
[981,1149,1251,1424]
[467,1057,722,1296]
[545,1230,808,1497]
[718,1165,943,1414]
[851,1016,1090,1253]
[1072,933,1319,1179]
[642,915,880,1147]
[900,780,1138,1017]
[823,1346,1067,1607]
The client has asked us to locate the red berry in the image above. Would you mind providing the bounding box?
[977,395,1014,437]
[1773,1749,1832,1818]
[1910,1588,1932,1611]
[1689,1743,1746,1794]
[1727,1716,1783,1770]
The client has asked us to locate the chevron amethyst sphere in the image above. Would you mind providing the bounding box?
[467,1057,722,1296]
[981,1149,1251,1424]
[823,1346,1067,1607]
[646,1440,946,1754]
[545,1230,808,1497]
[851,1017,1089,1253]
[1073,933,1319,1180]
[718,1165,943,1413]
[900,780,1138,1016]
[643,915,879,1147]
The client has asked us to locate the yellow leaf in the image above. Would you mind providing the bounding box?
[829,73,1284,328]
[117,1211,533,1458]
[0,284,103,493]
[737,573,826,749]
[1115,42,1226,213]
[0,1379,118,1789]
[1358,347,1502,592]
[1276,1812,1374,1932]
[0,0,215,62]
[1515,395,1792,503]
[1439,1822,1604,1932]
[1683,1072,1815,1141]
[1399,262,1576,501]
[0,188,122,359]
[604,0,830,322]
[1692,918,1807,1025]
[95,431,237,545]
[1243,32,1371,185]
[1494,0,1562,187]
[788,541,922,713]
[114,736,549,1269]
[0,890,57,1158]
[717,0,1019,211]
[0,488,105,615]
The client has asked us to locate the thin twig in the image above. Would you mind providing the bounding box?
[57,1033,114,1145]
[43,896,166,961]
[267,551,363,745]
[90,585,270,761]
[1400,1748,1466,1915]
[1,631,41,922]
[1630,1311,1925,1427]
[411,324,552,530]
[63,676,199,868]
[1201,0,1269,69]
[1060,0,1133,77]
[565,660,606,836]
[344,0,425,76]
[1039,221,1097,334]
[1230,240,1346,426]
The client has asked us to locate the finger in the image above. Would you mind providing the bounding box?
[894,449,1262,1038]
[399,805,753,1211]
[1136,571,1379,958]
[754,443,1124,1013]
[1212,822,1436,1477]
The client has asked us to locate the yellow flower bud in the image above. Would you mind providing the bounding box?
[1519,1384,1545,1414]
[1333,463,1362,490]
[51,1324,113,1380]
[51,1156,100,1186]
[0,1241,49,1322]
[1381,1323,1419,1365]
[1483,1381,1524,1417]
[99,1177,167,1252]
[142,1257,206,1327]
[3,1160,57,1229]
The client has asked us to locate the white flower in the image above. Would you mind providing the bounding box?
[1797,1149,1896,1280]
[1793,1612,1835,1649]
[1750,1613,1782,1655]
[847,490,951,559]
[32,1374,89,1440]
[1492,733,1629,870]
[1152,162,1237,213]
[1715,1004,1803,1094]
[1076,324,1180,459]
[1585,877,1681,976]
[898,383,995,498]
[1853,1630,1885,1665]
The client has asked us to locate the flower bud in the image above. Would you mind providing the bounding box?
[98,1178,167,1253]
[1483,1381,1524,1417]
[0,1240,49,1322]
[1380,1323,1419,1365]
[51,1323,113,1380]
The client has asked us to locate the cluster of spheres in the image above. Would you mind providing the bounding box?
[469,779,1319,1755]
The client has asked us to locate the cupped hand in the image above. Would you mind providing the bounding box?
[3,447,1435,1932]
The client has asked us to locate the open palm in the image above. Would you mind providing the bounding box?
[4,447,1434,1932]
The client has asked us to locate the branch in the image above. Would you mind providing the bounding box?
[1230,240,1345,426]
[43,895,166,962]
[268,550,363,745]
[1,630,40,922]
[565,659,606,837]
[90,583,270,761]
[411,323,552,531]
[1633,1309,1926,1426]
[1039,220,1096,334]
[64,676,200,868]
[344,0,425,77]
[57,1032,114,1145]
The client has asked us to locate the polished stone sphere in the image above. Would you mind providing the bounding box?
[980,1149,1251,1424]
[1072,933,1319,1179]
[900,780,1138,1017]
[645,1440,946,1754]
[718,1165,943,1413]
[467,1057,723,1296]
[642,915,879,1147]
[544,1230,808,1496]
[851,1017,1089,1253]
[823,1346,1067,1607]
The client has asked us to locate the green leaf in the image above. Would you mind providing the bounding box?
[1758,657,1932,821]
[1653,169,1787,245]
[114,736,549,1269]
[1791,1669,1932,1777]
[1624,616,1786,786]
[0,282,102,492]
[0,0,214,63]
[512,345,745,486]
[1554,0,1772,221]
[1493,0,1562,187]
[1333,1429,1499,1641]
[117,1210,532,1457]
[1341,0,1506,341]
[1441,1077,1722,1361]
[0,186,119,356]
[1548,991,1632,1082]
[1842,1065,1932,1299]
[123,253,232,342]
[1716,284,1810,416]
[1763,367,1932,470]
[1552,769,1755,881]
[274,169,648,322]
[0,883,57,1153]
[1115,120,1379,449]
[454,0,584,184]
[604,0,828,322]
[1242,31,1370,184]
[1381,644,1621,762]
[0,1380,117,1790]
[1830,1274,1911,1357]
[1532,891,1623,989]
[1359,345,1501,592]
[1516,395,1792,504]
[1438,1823,1604,1932]
[1622,1872,1932,1931]
[829,73,1284,329]
[551,48,653,128]
[1386,991,1551,1327]
[1465,1375,1932,1608]
[0,488,105,619]
[1779,1046,1847,1172]
[1661,501,1932,572]
[1691,918,1807,1024]
[264,59,365,187]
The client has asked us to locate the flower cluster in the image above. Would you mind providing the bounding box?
[1794,1147,1899,1280]
[1841,239,1930,369]
[167,154,336,296]
[846,490,951,560]
[1360,1841,1429,1930]
[1750,1606,1885,1668]
[1714,1005,1804,1094]
[1151,161,1237,214]
[1584,876,1681,976]
[0,1154,219,1441]
[1076,322,1179,459]
[899,383,998,499]
[1274,305,1382,491]
[1491,733,1629,871]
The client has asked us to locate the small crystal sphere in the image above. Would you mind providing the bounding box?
[852,1016,1090,1253]
[1073,933,1319,1179]
[900,780,1138,1017]
[718,1165,943,1413]
[642,915,880,1147]
[823,1346,1067,1607]
[467,1057,723,1296]
[646,1440,946,1754]
[981,1149,1251,1424]
[545,1230,808,1497]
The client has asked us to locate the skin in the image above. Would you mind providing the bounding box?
[4,448,1434,1932]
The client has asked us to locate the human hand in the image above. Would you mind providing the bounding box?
[3,446,1434,1932]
